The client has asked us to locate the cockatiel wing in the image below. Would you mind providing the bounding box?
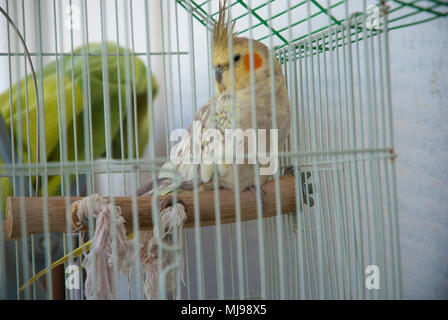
[137,92,237,196]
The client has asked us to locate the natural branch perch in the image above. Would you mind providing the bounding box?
[6,175,298,240]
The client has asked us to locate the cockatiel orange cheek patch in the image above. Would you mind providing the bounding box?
[243,53,263,71]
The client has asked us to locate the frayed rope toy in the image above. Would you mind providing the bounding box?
[20,194,187,300]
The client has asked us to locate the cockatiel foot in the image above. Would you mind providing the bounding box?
[284,166,314,207]
[249,185,266,213]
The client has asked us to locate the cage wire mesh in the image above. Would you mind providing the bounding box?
[0,0,446,300]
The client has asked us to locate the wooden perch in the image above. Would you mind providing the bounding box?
[6,175,298,240]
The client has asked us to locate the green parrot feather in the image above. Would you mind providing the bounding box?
[0,42,158,213]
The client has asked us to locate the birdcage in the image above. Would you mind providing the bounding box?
[0,0,447,300]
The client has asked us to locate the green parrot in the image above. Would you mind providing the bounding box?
[0,42,158,212]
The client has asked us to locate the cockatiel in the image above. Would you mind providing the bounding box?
[136,1,291,197]
[133,1,291,299]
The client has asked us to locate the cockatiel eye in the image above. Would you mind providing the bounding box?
[233,54,242,62]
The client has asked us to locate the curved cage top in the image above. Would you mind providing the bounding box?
[178,0,448,50]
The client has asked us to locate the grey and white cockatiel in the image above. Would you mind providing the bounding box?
[133,1,293,300]
[137,2,291,197]
[19,1,300,300]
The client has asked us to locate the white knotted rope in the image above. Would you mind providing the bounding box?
[140,202,187,299]
[71,194,187,300]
